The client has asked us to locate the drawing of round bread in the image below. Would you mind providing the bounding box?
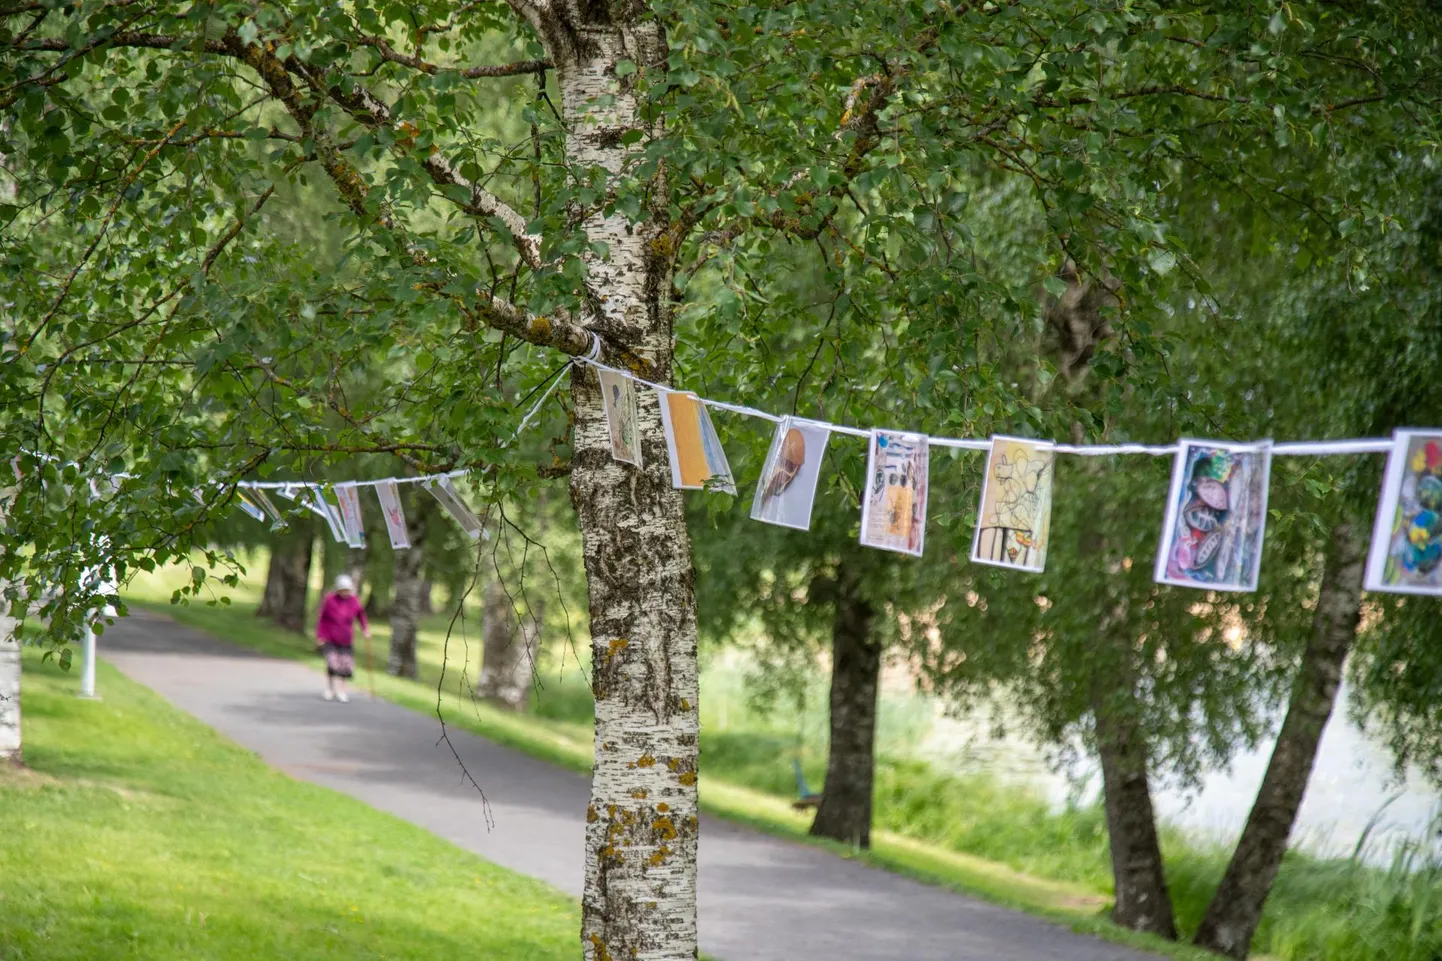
[764,428,806,498]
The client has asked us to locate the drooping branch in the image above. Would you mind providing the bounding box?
[354,31,550,79]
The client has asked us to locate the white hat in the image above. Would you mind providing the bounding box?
[334,574,356,593]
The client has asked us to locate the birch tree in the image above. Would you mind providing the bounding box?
[4,3,1440,959]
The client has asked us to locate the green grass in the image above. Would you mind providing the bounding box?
[0,650,581,961]
[117,562,1442,961]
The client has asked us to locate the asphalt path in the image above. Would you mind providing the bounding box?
[102,608,1155,961]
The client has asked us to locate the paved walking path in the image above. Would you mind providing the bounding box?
[102,609,1154,961]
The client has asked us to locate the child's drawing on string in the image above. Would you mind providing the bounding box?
[1155,440,1272,592]
[972,437,1054,572]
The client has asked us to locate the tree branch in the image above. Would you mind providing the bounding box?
[354,31,550,79]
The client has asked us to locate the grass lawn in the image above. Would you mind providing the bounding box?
[0,650,581,961]
[117,561,1442,961]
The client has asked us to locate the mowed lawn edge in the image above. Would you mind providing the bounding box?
[0,649,581,961]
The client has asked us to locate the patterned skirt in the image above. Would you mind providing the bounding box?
[323,643,355,679]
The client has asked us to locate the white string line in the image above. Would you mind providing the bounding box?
[11,344,1404,498]
[573,356,1397,459]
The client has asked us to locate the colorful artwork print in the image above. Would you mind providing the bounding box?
[860,430,928,557]
[374,480,411,550]
[1365,431,1442,595]
[334,484,366,548]
[424,476,485,540]
[1155,440,1272,592]
[971,436,1054,573]
[751,417,831,531]
[599,370,642,467]
[657,391,736,493]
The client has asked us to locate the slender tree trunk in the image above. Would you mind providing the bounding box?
[344,544,368,599]
[810,559,880,848]
[543,16,699,960]
[0,588,19,766]
[417,580,434,616]
[1091,665,1178,938]
[478,577,545,710]
[387,498,429,679]
[1194,522,1363,958]
[0,471,17,764]
[1072,416,1177,940]
[257,523,314,633]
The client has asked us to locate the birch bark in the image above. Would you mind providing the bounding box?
[0,594,18,765]
[542,11,700,960]
[0,480,18,765]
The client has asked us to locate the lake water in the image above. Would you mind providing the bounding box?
[908,680,1441,862]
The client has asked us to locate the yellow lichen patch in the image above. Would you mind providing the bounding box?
[666,758,681,772]
[636,754,656,768]
[647,844,673,868]
[528,315,552,340]
[678,772,697,787]
[631,789,649,800]
[652,817,677,840]
[679,698,691,712]
[589,934,613,961]
[586,805,599,824]
[655,802,669,813]
[602,637,629,666]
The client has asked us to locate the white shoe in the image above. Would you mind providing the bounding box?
[324,689,335,701]
[336,691,349,703]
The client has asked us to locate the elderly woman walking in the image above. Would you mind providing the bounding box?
[315,574,370,702]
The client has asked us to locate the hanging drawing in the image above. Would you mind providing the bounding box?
[374,480,411,550]
[334,483,366,548]
[425,475,486,541]
[1155,439,1272,592]
[971,436,1054,572]
[599,369,642,467]
[233,490,266,523]
[248,487,286,529]
[657,390,736,493]
[307,488,346,543]
[751,417,831,531]
[1365,430,1442,595]
[860,430,928,557]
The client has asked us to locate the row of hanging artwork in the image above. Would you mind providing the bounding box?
[211,354,1441,599]
[594,366,1441,598]
[229,474,487,551]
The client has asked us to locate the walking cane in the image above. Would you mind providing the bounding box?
[364,630,376,698]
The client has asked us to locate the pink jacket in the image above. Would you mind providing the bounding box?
[316,592,368,647]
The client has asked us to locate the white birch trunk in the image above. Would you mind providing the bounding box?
[0,478,18,763]
[544,14,700,961]
[0,130,17,765]
[0,596,18,765]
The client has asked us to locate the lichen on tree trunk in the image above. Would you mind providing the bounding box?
[810,557,880,849]
[1194,521,1364,959]
[545,14,699,961]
